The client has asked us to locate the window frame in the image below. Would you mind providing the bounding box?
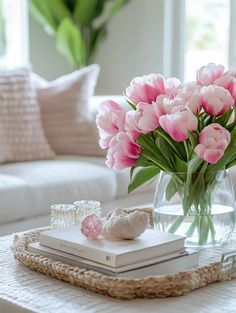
[163,0,234,81]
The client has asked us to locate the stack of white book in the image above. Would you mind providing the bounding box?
[29,226,199,278]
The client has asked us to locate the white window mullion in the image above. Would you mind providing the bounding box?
[162,0,185,81]
[229,0,236,69]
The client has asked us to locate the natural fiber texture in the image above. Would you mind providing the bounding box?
[12,209,236,300]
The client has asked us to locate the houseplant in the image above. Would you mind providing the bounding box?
[96,63,236,247]
[29,0,130,68]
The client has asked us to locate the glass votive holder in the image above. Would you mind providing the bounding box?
[51,204,77,229]
[73,200,101,225]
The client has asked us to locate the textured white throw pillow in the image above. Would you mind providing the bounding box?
[0,68,55,163]
[33,64,103,156]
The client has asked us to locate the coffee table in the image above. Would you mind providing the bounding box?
[1,233,236,313]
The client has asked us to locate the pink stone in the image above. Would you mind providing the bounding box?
[81,214,103,239]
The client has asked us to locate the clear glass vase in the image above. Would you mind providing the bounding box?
[153,170,236,247]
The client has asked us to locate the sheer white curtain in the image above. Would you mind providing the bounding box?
[0,0,28,69]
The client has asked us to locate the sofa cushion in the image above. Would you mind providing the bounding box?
[0,159,116,224]
[60,155,156,198]
[32,65,102,156]
[0,174,30,224]
[0,68,55,163]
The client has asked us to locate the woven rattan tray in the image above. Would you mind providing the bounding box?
[12,208,236,300]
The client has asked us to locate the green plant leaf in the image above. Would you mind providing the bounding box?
[188,131,198,150]
[128,166,160,193]
[73,0,99,27]
[48,0,71,21]
[229,124,236,144]
[154,129,184,159]
[187,155,203,176]
[137,134,175,172]
[29,0,58,33]
[226,159,236,169]
[108,0,130,17]
[134,155,155,168]
[174,155,187,172]
[130,156,156,179]
[141,150,174,172]
[215,108,234,127]
[166,177,177,200]
[155,134,175,166]
[56,18,86,68]
[125,97,136,110]
[95,0,107,17]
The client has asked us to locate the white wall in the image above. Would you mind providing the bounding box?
[95,0,165,94]
[29,0,165,94]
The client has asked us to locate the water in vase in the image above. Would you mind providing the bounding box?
[153,204,235,247]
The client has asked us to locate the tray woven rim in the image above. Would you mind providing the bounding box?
[11,212,236,300]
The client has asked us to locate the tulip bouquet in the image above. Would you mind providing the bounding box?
[96,63,236,245]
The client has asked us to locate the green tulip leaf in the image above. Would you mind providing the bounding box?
[128,166,160,193]
[166,177,178,200]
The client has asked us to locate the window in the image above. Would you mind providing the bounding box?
[185,0,230,81]
[163,0,234,82]
[0,0,28,70]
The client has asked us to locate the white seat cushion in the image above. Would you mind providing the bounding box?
[58,155,156,198]
[0,159,116,224]
[0,174,30,224]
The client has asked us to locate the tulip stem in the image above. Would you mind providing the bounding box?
[184,141,189,161]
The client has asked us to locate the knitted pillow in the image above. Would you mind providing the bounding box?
[0,68,55,163]
[33,64,102,156]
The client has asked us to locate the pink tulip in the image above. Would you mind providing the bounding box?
[177,82,202,114]
[125,102,159,136]
[196,63,225,86]
[153,96,185,116]
[105,132,141,170]
[201,85,234,116]
[159,105,198,142]
[165,77,181,97]
[126,74,165,104]
[153,83,201,117]
[194,123,230,164]
[96,100,126,149]
[214,74,236,100]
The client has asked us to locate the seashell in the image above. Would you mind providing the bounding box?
[103,208,149,240]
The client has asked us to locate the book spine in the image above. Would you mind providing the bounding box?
[40,234,117,267]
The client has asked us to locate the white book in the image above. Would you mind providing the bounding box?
[28,242,199,278]
[29,242,188,272]
[39,226,186,267]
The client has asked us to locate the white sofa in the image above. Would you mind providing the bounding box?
[0,96,236,236]
[0,95,153,236]
[0,155,155,236]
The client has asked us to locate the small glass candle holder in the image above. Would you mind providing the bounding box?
[51,204,77,229]
[73,200,101,225]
